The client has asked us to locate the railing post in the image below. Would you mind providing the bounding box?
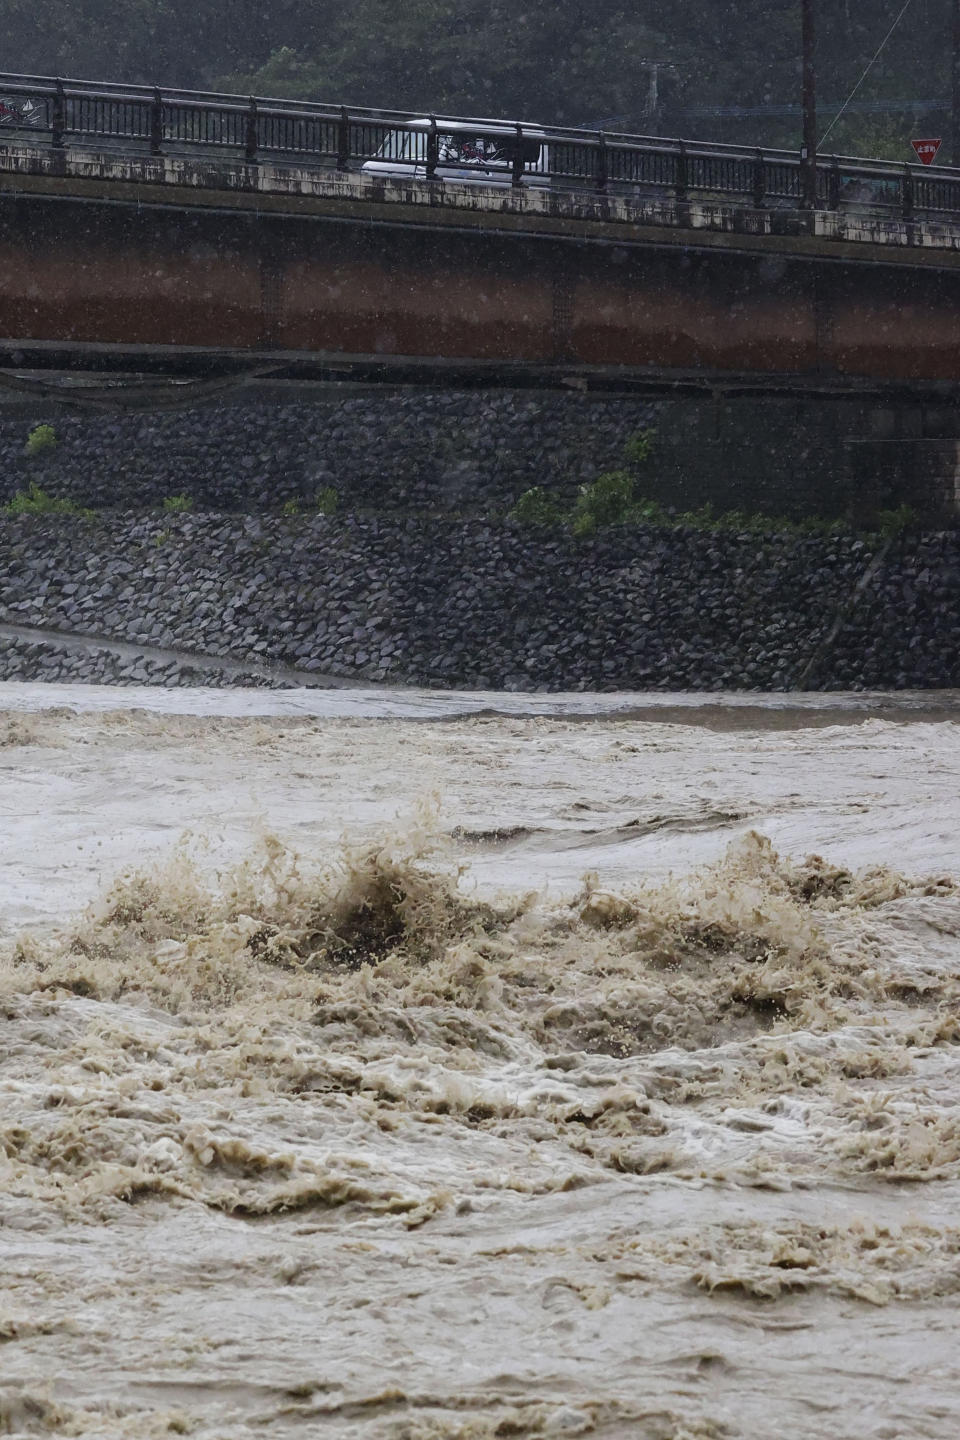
[244,97,258,163]
[337,107,350,171]
[828,156,841,210]
[950,176,960,221]
[902,163,915,223]
[150,88,163,156]
[426,117,439,180]
[51,78,65,149]
[596,131,608,193]
[675,140,688,205]
[752,148,765,208]
[512,124,525,187]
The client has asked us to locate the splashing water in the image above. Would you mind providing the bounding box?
[2,691,960,1438]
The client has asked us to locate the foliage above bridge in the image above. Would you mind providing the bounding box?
[2,0,954,157]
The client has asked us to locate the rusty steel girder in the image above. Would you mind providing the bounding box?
[3,180,960,396]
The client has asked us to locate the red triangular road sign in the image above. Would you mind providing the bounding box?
[912,137,942,165]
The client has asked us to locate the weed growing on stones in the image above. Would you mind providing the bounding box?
[873,504,918,536]
[162,494,193,514]
[572,470,636,536]
[315,487,339,515]
[510,481,917,543]
[623,427,656,465]
[508,486,564,527]
[24,424,57,458]
[3,482,91,518]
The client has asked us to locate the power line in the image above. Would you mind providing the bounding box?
[819,0,918,146]
[681,97,944,120]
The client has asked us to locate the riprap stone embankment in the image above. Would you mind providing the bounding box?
[0,393,649,514]
[0,509,957,691]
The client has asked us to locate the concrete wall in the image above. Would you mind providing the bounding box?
[650,397,960,518]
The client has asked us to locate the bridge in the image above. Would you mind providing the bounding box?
[4,73,960,402]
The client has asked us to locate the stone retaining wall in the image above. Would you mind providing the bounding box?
[0,510,956,691]
[0,393,657,514]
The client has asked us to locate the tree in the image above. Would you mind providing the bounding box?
[4,0,957,161]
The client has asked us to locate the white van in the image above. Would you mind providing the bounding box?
[362,119,549,187]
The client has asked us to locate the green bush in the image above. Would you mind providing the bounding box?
[282,498,301,516]
[508,486,563,527]
[24,424,57,457]
[3,482,92,517]
[572,469,635,531]
[162,493,193,513]
[315,486,339,515]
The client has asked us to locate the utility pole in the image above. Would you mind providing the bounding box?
[646,63,660,133]
[953,0,960,166]
[801,0,818,208]
[638,60,677,136]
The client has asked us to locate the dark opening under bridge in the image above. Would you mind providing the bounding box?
[4,72,960,402]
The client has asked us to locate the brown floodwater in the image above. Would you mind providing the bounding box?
[1,684,959,1439]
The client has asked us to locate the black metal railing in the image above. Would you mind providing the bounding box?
[2,69,960,220]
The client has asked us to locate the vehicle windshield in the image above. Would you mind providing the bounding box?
[440,134,542,165]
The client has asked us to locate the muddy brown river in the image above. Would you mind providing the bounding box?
[1,684,959,1438]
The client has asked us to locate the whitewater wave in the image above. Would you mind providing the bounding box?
[5,828,959,1220]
